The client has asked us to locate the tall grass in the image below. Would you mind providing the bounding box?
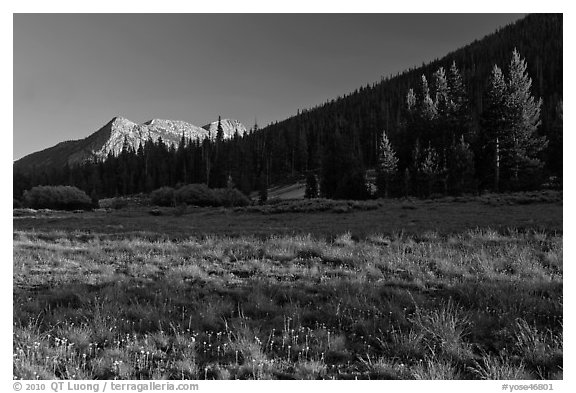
[13,226,562,380]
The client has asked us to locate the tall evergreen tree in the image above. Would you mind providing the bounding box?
[375,130,398,198]
[420,75,437,122]
[482,50,546,190]
[320,129,369,200]
[304,173,319,199]
[447,61,467,117]
[447,136,475,195]
[483,64,507,191]
[216,116,224,143]
[420,143,440,196]
[433,67,449,115]
[504,49,547,183]
[406,88,417,112]
[258,172,268,204]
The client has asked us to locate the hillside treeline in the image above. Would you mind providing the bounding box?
[13,14,562,201]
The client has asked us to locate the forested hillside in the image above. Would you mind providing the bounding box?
[250,13,561,185]
[14,14,562,200]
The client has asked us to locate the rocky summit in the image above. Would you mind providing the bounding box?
[14,116,247,171]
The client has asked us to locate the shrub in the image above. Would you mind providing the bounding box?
[23,185,92,210]
[110,198,128,210]
[151,187,175,207]
[172,184,251,208]
[174,184,217,207]
[213,188,251,207]
[13,198,22,208]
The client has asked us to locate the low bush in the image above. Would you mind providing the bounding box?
[13,198,22,209]
[174,184,217,207]
[212,188,251,207]
[110,198,128,210]
[23,185,93,210]
[151,187,175,207]
[173,184,249,208]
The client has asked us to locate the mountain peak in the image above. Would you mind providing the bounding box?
[14,116,247,171]
[111,115,132,124]
[202,118,247,138]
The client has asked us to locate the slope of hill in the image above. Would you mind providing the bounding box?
[15,117,247,171]
[251,14,562,183]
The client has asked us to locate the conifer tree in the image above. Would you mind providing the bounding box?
[446,62,470,138]
[375,130,398,198]
[216,116,224,143]
[320,129,369,200]
[403,168,412,197]
[420,143,439,197]
[504,49,547,183]
[447,136,475,195]
[484,64,507,191]
[304,173,319,199]
[447,61,467,117]
[258,172,268,204]
[482,50,546,190]
[420,75,437,121]
[433,67,449,115]
[406,88,417,113]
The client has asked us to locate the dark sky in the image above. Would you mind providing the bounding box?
[13,13,525,159]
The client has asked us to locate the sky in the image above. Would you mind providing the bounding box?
[13,13,525,160]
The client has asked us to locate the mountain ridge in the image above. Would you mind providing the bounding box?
[14,116,247,171]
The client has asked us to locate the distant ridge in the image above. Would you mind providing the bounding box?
[14,117,247,171]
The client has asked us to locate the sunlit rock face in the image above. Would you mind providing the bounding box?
[202,118,247,139]
[15,116,247,170]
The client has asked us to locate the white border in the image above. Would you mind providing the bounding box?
[4,2,571,392]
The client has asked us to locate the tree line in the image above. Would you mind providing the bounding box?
[14,15,562,201]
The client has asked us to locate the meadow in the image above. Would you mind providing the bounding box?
[13,192,563,380]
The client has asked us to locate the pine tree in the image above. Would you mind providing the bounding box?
[406,88,417,113]
[403,168,412,197]
[216,116,224,143]
[420,143,439,197]
[409,138,422,195]
[320,129,369,200]
[447,136,475,195]
[202,136,212,186]
[258,172,268,204]
[447,61,467,117]
[304,173,319,199]
[483,64,507,191]
[420,75,437,121]
[504,49,547,183]
[375,130,398,198]
[433,67,449,115]
[446,62,470,140]
[482,50,546,190]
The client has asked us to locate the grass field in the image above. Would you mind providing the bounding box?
[13,192,563,380]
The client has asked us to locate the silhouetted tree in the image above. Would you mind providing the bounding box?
[304,173,319,199]
[258,172,268,204]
